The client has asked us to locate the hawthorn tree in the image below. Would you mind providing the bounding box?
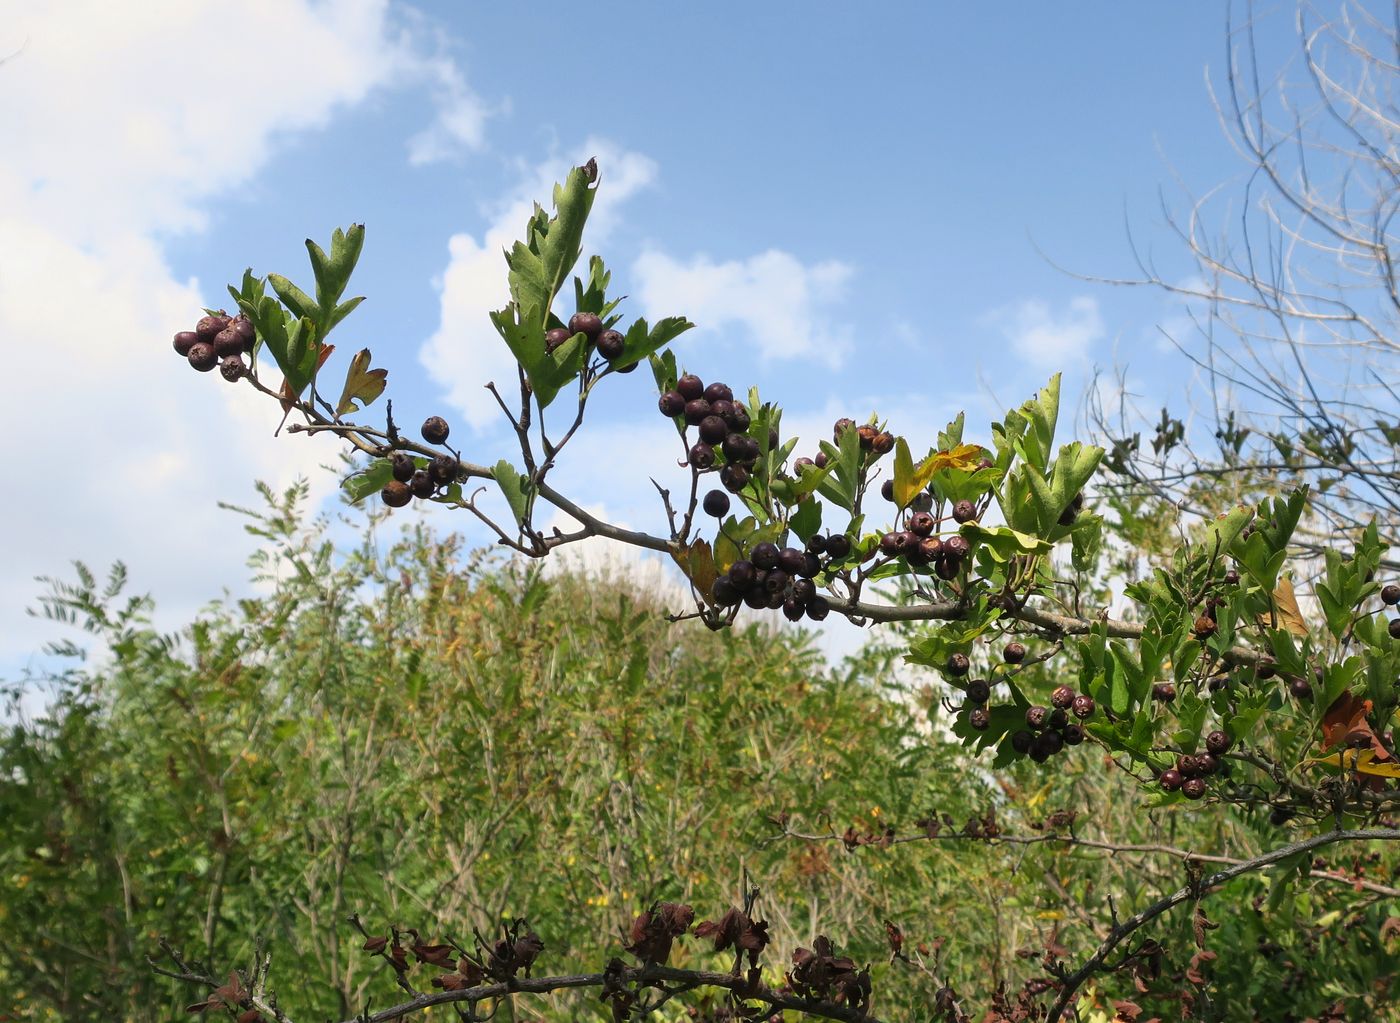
[143,139,1400,1023]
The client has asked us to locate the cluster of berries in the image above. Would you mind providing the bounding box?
[380,417,461,508]
[548,312,636,372]
[709,534,855,622]
[658,374,765,494]
[946,645,1095,762]
[172,311,254,382]
[1157,730,1233,800]
[874,499,978,580]
[1384,582,1400,638]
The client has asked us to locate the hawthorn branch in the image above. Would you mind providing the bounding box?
[1044,827,1400,1021]
[768,821,1400,899]
[167,962,888,1023]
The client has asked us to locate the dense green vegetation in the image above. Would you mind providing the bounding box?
[4,485,1397,1023]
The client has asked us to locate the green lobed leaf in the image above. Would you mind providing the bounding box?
[341,459,394,504]
[492,459,532,529]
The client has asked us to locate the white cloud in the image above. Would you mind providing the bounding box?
[633,249,854,367]
[984,295,1104,365]
[418,139,659,430]
[0,0,486,668]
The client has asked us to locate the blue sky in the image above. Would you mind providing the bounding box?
[0,1,1312,677]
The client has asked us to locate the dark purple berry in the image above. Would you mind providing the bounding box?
[792,579,816,605]
[381,481,412,508]
[596,329,625,361]
[1205,730,1232,757]
[783,598,806,622]
[1382,584,1400,606]
[1025,706,1049,730]
[722,433,750,461]
[1051,685,1075,709]
[703,490,730,517]
[777,547,805,575]
[187,342,218,372]
[1195,752,1219,776]
[429,455,459,484]
[952,500,976,524]
[1177,754,1200,777]
[856,424,878,450]
[806,595,830,621]
[720,464,749,493]
[965,679,991,705]
[659,390,686,417]
[689,442,715,469]
[683,399,711,425]
[567,311,603,342]
[1047,708,1069,731]
[703,382,733,403]
[943,535,971,560]
[709,399,735,422]
[421,416,450,445]
[676,374,704,401]
[742,587,769,610]
[832,418,856,442]
[1003,642,1026,664]
[390,453,416,483]
[173,330,199,356]
[908,511,935,537]
[881,479,895,502]
[712,576,742,607]
[410,470,435,499]
[752,543,780,571]
[728,404,751,432]
[1071,695,1095,720]
[1159,768,1184,792]
[763,569,790,595]
[195,314,226,340]
[968,707,990,731]
[213,326,244,358]
[231,316,255,349]
[917,536,943,563]
[946,652,970,677]
[1290,677,1313,700]
[1390,619,1400,640]
[1061,723,1085,745]
[805,534,828,556]
[1152,682,1177,703]
[934,557,961,580]
[545,327,573,353]
[1224,568,1240,586]
[813,451,829,468]
[1010,730,1035,754]
[729,560,757,591]
[699,416,728,445]
[871,432,895,455]
[1182,778,1207,800]
[219,355,247,382]
[825,534,851,559]
[879,532,903,557]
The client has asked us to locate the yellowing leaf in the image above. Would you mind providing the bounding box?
[670,539,718,606]
[1305,748,1400,779]
[926,442,984,473]
[894,441,985,508]
[1271,577,1309,637]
